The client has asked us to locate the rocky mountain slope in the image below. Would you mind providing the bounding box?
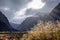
[18,3,60,32]
[0,11,17,31]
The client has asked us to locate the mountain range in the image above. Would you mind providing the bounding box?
[17,3,60,32]
[0,3,60,32]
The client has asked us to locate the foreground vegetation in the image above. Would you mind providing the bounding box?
[21,21,60,40]
[0,21,60,40]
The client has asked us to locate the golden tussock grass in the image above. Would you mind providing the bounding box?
[21,21,60,40]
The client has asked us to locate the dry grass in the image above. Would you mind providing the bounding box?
[21,21,60,40]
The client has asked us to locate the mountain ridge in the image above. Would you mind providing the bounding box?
[0,11,17,31]
[18,3,60,32]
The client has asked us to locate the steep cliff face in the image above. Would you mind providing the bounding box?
[50,3,60,20]
[0,11,17,31]
[18,3,60,32]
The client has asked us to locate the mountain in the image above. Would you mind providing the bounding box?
[18,3,60,32]
[18,14,53,32]
[50,3,60,20]
[0,11,17,31]
[10,22,20,30]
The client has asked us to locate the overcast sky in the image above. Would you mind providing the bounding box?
[0,0,60,24]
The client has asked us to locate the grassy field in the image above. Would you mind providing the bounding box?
[21,21,60,40]
[0,21,60,40]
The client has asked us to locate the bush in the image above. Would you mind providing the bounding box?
[21,21,60,40]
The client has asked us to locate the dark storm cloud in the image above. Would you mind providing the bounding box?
[0,0,60,24]
[0,0,31,21]
[42,0,60,3]
[25,0,60,16]
[0,0,32,11]
[25,8,37,15]
[39,0,60,13]
[9,0,32,11]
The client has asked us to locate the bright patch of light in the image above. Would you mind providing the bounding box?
[14,8,27,17]
[4,7,10,11]
[12,0,45,24]
[14,0,45,18]
[27,0,45,9]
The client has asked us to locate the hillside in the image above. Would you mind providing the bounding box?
[0,11,17,31]
[18,3,60,32]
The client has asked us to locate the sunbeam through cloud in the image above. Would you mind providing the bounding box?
[12,0,45,24]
